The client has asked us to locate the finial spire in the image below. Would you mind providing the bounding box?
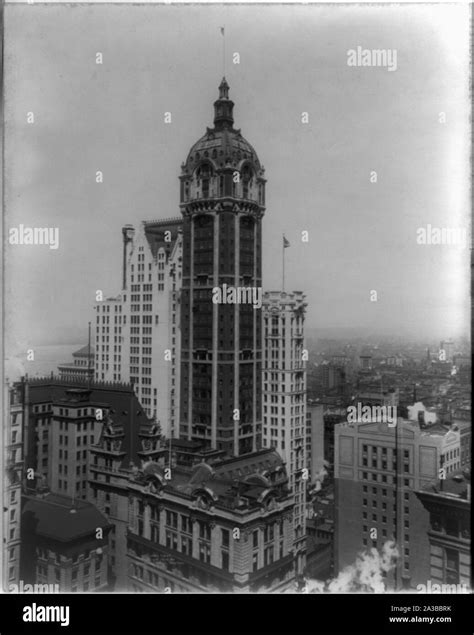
[219,77,229,99]
[213,78,234,130]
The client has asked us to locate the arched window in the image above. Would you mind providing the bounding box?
[197,163,212,199]
[242,165,253,199]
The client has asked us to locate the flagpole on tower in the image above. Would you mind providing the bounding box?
[221,26,226,77]
[282,234,290,292]
[282,234,285,292]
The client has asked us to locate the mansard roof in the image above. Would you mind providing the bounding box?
[22,377,152,467]
[22,493,110,542]
[143,217,182,260]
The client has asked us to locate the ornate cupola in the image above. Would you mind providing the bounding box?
[180,78,266,208]
[213,77,234,130]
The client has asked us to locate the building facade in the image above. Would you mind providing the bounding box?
[262,290,307,574]
[306,402,324,481]
[2,380,24,591]
[125,451,295,593]
[21,493,111,592]
[179,78,266,456]
[416,473,471,591]
[94,218,182,437]
[334,416,461,589]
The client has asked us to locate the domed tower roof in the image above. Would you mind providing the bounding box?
[181,78,263,176]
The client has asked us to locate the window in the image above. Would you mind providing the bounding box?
[221,528,230,548]
[166,510,178,529]
[253,530,259,548]
[222,550,230,571]
[180,515,192,534]
[180,536,192,556]
[264,546,274,566]
[199,542,211,564]
[446,517,459,537]
[165,531,178,551]
[445,548,459,584]
[198,521,211,541]
[263,524,274,542]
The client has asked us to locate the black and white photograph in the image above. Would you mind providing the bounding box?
[1,0,472,631]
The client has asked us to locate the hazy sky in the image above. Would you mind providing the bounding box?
[4,3,471,353]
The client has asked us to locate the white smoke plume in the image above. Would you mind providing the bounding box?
[407,402,437,424]
[310,459,330,493]
[305,541,399,593]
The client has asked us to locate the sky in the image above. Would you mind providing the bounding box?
[4,2,471,353]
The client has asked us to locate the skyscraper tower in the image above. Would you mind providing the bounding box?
[179,78,267,456]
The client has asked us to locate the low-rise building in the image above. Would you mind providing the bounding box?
[20,492,111,592]
[416,472,471,590]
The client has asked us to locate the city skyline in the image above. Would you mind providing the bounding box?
[1,4,471,624]
[4,3,471,357]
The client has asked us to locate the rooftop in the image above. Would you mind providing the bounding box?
[22,493,110,542]
[132,449,290,513]
[20,377,151,467]
[420,472,471,501]
[73,344,95,357]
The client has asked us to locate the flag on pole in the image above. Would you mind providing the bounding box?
[283,235,290,248]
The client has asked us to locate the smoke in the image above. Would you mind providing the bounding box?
[4,357,26,383]
[311,460,330,493]
[407,401,437,424]
[305,541,399,593]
